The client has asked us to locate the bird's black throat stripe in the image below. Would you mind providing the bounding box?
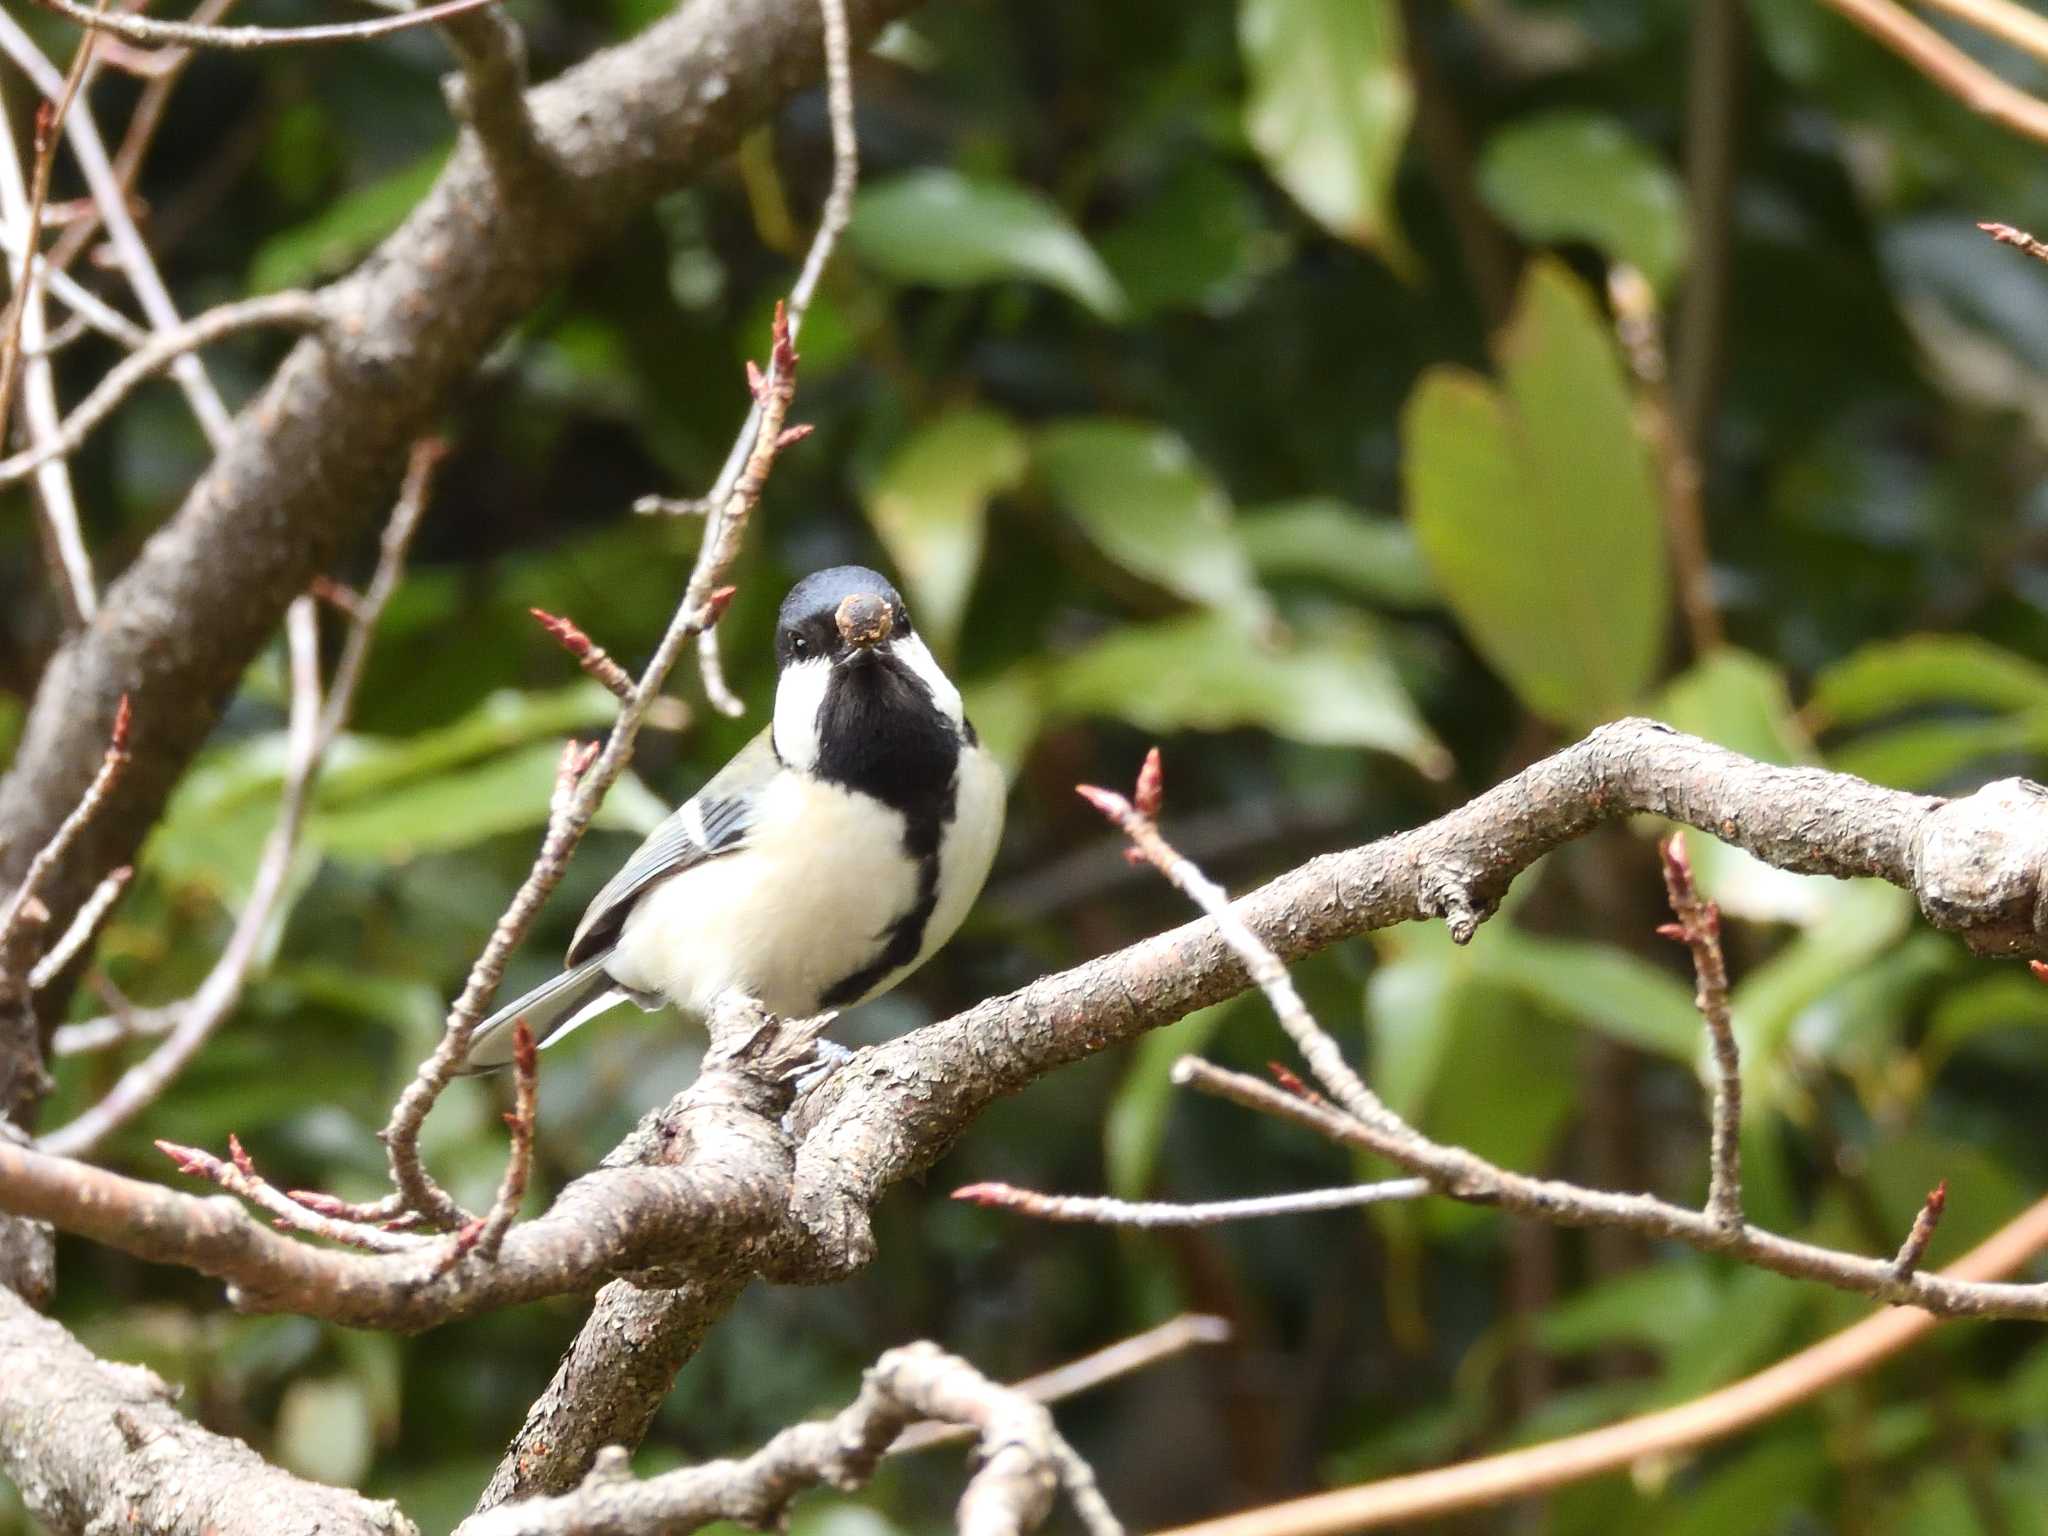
[814,651,961,1009]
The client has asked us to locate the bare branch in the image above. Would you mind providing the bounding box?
[0,698,128,960]
[28,863,128,992]
[455,1341,1119,1536]
[1892,1179,1949,1280]
[1656,832,1742,1229]
[15,722,2048,1335]
[888,1313,1231,1455]
[529,608,634,701]
[1918,0,2048,65]
[0,9,234,440]
[0,290,327,489]
[1149,1196,2048,1536]
[40,439,441,1157]
[155,1134,430,1254]
[0,1,101,459]
[952,1179,1430,1228]
[1076,748,1407,1135]
[0,1286,419,1536]
[668,0,856,712]
[1814,0,2048,143]
[0,7,103,630]
[29,0,505,52]
[1982,219,2048,264]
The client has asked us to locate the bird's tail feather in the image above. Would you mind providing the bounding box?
[460,955,623,1072]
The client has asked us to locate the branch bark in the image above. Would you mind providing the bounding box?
[7,721,2048,1331]
[0,1285,418,1536]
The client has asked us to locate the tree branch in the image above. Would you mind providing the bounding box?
[8,720,2048,1337]
[455,1341,1119,1536]
[0,1285,419,1536]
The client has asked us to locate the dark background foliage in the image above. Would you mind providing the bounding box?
[10,0,2048,1530]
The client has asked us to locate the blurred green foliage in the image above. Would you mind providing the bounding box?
[10,1,2048,1531]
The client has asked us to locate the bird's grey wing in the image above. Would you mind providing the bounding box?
[564,728,778,966]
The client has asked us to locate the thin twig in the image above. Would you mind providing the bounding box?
[0,697,129,960]
[1611,265,1720,658]
[0,290,326,488]
[528,609,633,701]
[30,0,504,52]
[45,0,241,274]
[1816,0,2048,143]
[0,4,100,454]
[952,1180,1430,1228]
[1892,1180,1949,1280]
[1657,832,1742,1230]
[27,864,128,992]
[889,1314,1231,1454]
[1075,748,1407,1136]
[1918,0,2048,65]
[1982,219,2048,264]
[0,7,104,630]
[39,441,443,1158]
[664,0,856,713]
[155,1135,429,1253]
[0,6,235,442]
[471,988,540,1261]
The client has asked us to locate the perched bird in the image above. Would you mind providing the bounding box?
[461,565,1006,1071]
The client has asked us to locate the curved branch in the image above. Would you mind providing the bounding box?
[29,0,503,51]
[6,722,2048,1334]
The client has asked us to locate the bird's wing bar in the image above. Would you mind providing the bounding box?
[564,728,776,965]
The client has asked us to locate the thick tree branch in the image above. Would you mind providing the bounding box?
[457,1341,1118,1536]
[0,1285,418,1536]
[7,721,2048,1337]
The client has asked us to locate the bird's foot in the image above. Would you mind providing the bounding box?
[780,1035,855,1135]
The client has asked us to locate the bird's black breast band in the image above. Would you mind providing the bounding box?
[815,652,962,1008]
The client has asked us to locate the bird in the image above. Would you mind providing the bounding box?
[459,564,1006,1072]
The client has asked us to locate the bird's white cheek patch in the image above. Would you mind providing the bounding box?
[771,656,831,771]
[893,632,965,728]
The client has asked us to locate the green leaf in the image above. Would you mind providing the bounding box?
[1473,929,1704,1062]
[1034,421,1266,614]
[848,169,1126,318]
[1098,156,1278,318]
[250,151,447,292]
[1827,711,2048,791]
[1730,879,1912,1102]
[1537,1263,1718,1357]
[1240,0,1413,266]
[1404,259,1669,729]
[310,741,645,865]
[1810,634,2048,726]
[1239,498,1435,608]
[1047,609,1448,776]
[862,408,1028,659]
[1477,112,1688,293]
[274,1376,374,1488]
[960,671,1042,780]
[1105,1000,1238,1199]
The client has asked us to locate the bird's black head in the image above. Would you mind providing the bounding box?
[775,565,913,671]
[770,566,968,823]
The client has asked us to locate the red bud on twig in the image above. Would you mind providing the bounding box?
[1134,748,1164,819]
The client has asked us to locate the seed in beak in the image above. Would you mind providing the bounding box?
[835,592,894,650]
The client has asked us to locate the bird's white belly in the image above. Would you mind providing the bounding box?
[608,772,922,1022]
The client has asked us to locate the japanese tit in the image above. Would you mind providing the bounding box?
[460,565,1006,1071]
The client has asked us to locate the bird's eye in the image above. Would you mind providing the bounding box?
[790,634,809,657]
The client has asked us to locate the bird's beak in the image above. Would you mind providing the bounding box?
[835,593,894,654]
